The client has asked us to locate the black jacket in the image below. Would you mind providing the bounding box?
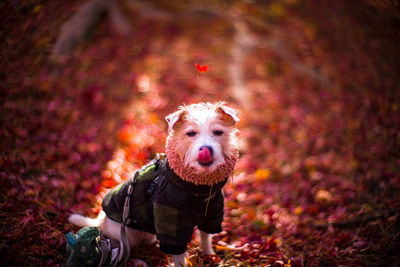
[102,155,227,254]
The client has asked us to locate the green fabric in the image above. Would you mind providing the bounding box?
[102,160,157,225]
[66,227,101,267]
[153,203,178,237]
[102,156,225,255]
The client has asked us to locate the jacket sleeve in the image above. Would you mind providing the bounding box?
[153,180,196,255]
[153,202,195,254]
[198,191,224,234]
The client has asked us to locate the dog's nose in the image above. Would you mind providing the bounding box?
[198,146,213,165]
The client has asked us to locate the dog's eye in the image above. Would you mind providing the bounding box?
[213,130,224,136]
[186,131,197,137]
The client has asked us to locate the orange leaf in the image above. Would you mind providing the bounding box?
[101,170,112,179]
[255,168,271,181]
[215,245,232,251]
[102,179,116,188]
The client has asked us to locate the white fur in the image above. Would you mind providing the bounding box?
[68,211,106,228]
[183,111,228,173]
[171,253,187,267]
[200,230,215,255]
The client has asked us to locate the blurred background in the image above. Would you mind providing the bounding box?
[1,0,399,266]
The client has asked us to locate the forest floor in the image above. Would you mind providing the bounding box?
[1,0,400,266]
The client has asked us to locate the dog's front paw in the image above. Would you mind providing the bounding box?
[171,253,187,267]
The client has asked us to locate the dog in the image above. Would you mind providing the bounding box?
[69,102,239,267]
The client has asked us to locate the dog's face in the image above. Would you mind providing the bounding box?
[166,102,239,174]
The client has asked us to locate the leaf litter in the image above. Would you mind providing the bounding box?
[1,0,399,266]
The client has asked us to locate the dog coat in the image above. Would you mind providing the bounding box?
[102,155,227,255]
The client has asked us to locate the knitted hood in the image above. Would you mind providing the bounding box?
[165,138,238,185]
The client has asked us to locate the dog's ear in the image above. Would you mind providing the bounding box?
[216,105,239,126]
[165,109,186,131]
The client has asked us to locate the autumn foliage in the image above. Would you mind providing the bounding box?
[1,0,400,266]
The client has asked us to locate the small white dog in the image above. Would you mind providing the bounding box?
[69,102,239,267]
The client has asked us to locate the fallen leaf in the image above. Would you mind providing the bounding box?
[196,63,208,73]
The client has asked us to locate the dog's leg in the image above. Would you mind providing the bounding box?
[200,230,215,255]
[171,253,187,267]
[99,216,124,241]
[137,231,157,246]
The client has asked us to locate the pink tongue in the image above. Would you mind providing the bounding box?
[198,147,212,164]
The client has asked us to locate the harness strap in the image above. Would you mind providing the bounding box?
[119,170,139,266]
[118,153,164,265]
[97,233,127,267]
[98,238,111,266]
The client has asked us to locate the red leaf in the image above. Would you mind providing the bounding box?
[196,63,208,73]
